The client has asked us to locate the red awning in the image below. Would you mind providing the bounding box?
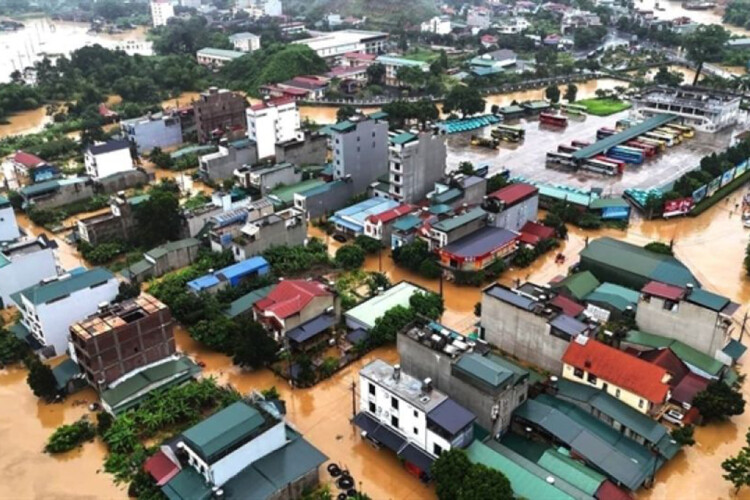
[144,451,181,486]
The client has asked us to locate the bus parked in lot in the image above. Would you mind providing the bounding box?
[561,103,587,116]
[596,127,616,140]
[571,140,591,148]
[540,112,568,127]
[625,140,657,157]
[546,152,576,168]
[638,136,666,151]
[492,124,526,142]
[595,155,625,172]
[644,131,675,147]
[558,144,579,154]
[665,124,694,138]
[583,158,621,176]
[655,128,682,144]
[608,145,644,164]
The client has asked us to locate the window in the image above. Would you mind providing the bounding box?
[433,444,443,456]
[615,388,621,398]
[638,399,644,409]
[518,393,526,404]
[369,383,376,396]
[369,401,376,413]
[391,415,399,428]
[391,397,399,410]
[573,367,584,378]
[413,410,418,418]
[413,427,418,435]
[587,373,597,385]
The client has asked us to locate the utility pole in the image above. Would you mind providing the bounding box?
[350,380,357,420]
[740,311,748,343]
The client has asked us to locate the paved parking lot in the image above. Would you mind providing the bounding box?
[445,110,738,194]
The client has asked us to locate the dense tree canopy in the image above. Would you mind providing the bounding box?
[134,188,182,247]
[442,86,486,117]
[683,25,730,84]
[432,449,513,500]
[693,380,746,422]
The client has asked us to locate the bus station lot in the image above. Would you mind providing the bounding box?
[445,110,736,194]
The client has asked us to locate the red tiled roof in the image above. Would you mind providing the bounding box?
[671,372,710,406]
[562,338,671,404]
[550,294,585,317]
[520,221,555,244]
[639,348,689,386]
[367,204,415,224]
[12,151,44,168]
[642,281,684,301]
[255,280,332,319]
[144,451,180,486]
[488,183,538,206]
[481,34,498,43]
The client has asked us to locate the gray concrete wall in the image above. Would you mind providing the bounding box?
[492,196,539,232]
[445,217,487,244]
[30,181,96,209]
[301,181,354,219]
[397,134,446,204]
[481,293,567,373]
[275,133,327,166]
[461,177,488,207]
[635,295,726,357]
[200,144,257,181]
[332,118,388,193]
[234,216,307,259]
[96,169,151,195]
[256,167,303,195]
[124,116,183,153]
[397,332,528,436]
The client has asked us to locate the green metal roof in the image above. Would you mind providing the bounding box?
[120,259,154,280]
[523,100,550,110]
[52,358,81,391]
[589,197,630,209]
[537,448,606,496]
[16,268,114,305]
[0,252,10,268]
[429,203,452,215]
[723,339,747,361]
[486,353,530,386]
[101,357,201,414]
[390,132,417,145]
[270,179,326,204]
[572,114,675,160]
[584,282,639,312]
[19,177,89,197]
[393,214,421,231]
[249,434,328,491]
[224,285,275,318]
[183,401,266,463]
[0,194,10,208]
[431,207,485,233]
[686,288,730,312]
[453,353,513,389]
[553,271,600,301]
[162,468,212,500]
[196,47,244,59]
[329,120,356,133]
[431,187,463,206]
[299,179,344,198]
[466,441,576,500]
[127,194,150,206]
[625,329,724,376]
[369,111,388,120]
[579,237,698,289]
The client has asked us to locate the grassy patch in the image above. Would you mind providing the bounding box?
[576,98,632,116]
[402,47,438,62]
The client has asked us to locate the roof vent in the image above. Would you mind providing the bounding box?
[546,476,555,484]
[393,364,401,381]
[422,377,433,393]
[420,395,431,403]
[575,335,589,345]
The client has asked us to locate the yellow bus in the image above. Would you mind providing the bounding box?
[665,124,695,138]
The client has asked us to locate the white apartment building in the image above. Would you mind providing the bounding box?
[293,29,388,61]
[150,0,175,27]
[0,236,58,309]
[84,140,134,179]
[498,17,531,34]
[0,194,20,242]
[355,359,476,470]
[11,267,119,356]
[420,16,452,35]
[246,98,302,160]
[229,32,261,52]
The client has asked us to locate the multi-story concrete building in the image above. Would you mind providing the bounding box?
[428,207,488,250]
[355,359,476,475]
[198,138,257,182]
[229,207,307,262]
[635,281,738,359]
[483,182,539,232]
[234,162,301,195]
[420,16,452,35]
[330,197,400,236]
[150,0,174,26]
[121,112,183,153]
[246,97,302,160]
[0,235,58,309]
[376,55,430,86]
[481,283,596,372]
[77,193,146,245]
[68,293,176,388]
[84,140,134,179]
[11,268,119,357]
[193,87,247,143]
[363,203,416,244]
[18,176,95,210]
[562,336,672,415]
[293,29,388,62]
[229,32,261,52]
[120,238,201,284]
[632,85,741,132]
[467,6,491,28]
[388,131,446,204]
[152,400,327,499]
[398,322,529,437]
[330,112,389,194]
[0,194,20,242]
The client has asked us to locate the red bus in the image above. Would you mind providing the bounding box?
[596,127,616,139]
[558,144,579,153]
[571,140,591,148]
[595,155,625,173]
[625,140,657,157]
[540,112,568,127]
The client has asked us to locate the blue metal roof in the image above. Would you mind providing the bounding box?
[286,313,335,344]
[219,256,270,281]
[330,215,363,233]
[427,398,476,435]
[485,284,536,311]
[549,314,589,337]
[187,274,221,292]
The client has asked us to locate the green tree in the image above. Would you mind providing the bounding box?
[232,320,278,369]
[354,235,382,254]
[432,449,514,500]
[653,66,684,87]
[367,272,391,295]
[336,105,356,122]
[693,380,746,423]
[45,419,96,453]
[564,84,578,102]
[545,84,561,104]
[25,357,58,401]
[443,85,486,117]
[409,291,444,319]
[512,246,537,268]
[458,161,475,175]
[134,189,182,247]
[369,305,416,346]
[724,446,750,494]
[335,244,365,270]
[644,241,673,255]
[684,25,730,84]
[148,147,174,169]
[671,425,696,446]
[366,63,386,85]
[0,328,28,366]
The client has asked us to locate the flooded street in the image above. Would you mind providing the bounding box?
[638,0,750,35]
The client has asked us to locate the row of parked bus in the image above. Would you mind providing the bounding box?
[491,124,526,143]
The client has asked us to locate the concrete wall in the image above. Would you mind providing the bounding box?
[123,116,183,153]
[211,421,286,486]
[0,247,57,308]
[0,203,20,241]
[461,178,488,207]
[96,169,151,195]
[635,295,726,357]
[267,467,321,500]
[297,181,354,219]
[275,133,328,166]
[391,134,446,204]
[332,118,388,193]
[199,144,257,182]
[481,293,567,373]
[233,216,307,261]
[492,196,539,232]
[29,181,96,210]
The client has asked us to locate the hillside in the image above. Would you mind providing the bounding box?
[284,0,438,27]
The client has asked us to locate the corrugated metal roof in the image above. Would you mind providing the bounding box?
[537,448,605,496]
[183,402,266,463]
[584,282,639,312]
[553,271,600,301]
[426,398,476,435]
[224,285,275,318]
[432,207,486,232]
[345,281,425,330]
[16,268,115,305]
[625,329,724,376]
[572,114,675,160]
[453,352,514,389]
[286,312,336,344]
[431,187,463,207]
[589,197,630,209]
[484,284,537,311]
[686,288,730,312]
[441,226,517,259]
[249,434,328,491]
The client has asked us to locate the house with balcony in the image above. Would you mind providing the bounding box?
[354,359,476,477]
[483,182,539,232]
[363,203,416,244]
[234,162,301,195]
[229,207,307,262]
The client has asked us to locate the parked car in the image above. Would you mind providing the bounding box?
[663,408,684,426]
[333,234,347,243]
